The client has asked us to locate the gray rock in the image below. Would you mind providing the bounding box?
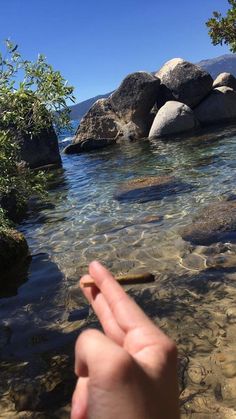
[74,98,120,143]
[194,86,236,126]
[73,72,160,151]
[180,201,236,245]
[19,126,62,169]
[110,71,160,137]
[213,72,236,91]
[64,138,116,154]
[149,101,199,138]
[155,58,213,108]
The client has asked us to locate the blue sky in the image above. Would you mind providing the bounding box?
[0,0,230,103]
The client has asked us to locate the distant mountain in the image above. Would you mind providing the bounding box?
[69,92,112,121]
[70,54,236,121]
[197,54,236,79]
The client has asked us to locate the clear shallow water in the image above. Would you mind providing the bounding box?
[1,125,236,416]
[20,125,236,279]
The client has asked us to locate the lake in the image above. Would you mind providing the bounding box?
[1,124,236,417]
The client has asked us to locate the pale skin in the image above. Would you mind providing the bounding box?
[71,260,180,419]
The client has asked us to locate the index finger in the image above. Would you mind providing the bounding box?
[84,261,156,333]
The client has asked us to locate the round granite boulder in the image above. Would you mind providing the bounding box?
[213,72,236,91]
[155,58,213,108]
[110,71,160,136]
[73,72,161,150]
[180,201,236,245]
[149,101,199,138]
[194,86,236,126]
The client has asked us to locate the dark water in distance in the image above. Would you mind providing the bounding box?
[2,123,236,416]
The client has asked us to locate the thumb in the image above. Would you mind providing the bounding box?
[75,329,134,389]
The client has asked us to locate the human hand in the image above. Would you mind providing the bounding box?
[71,261,179,419]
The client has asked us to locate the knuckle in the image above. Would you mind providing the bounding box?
[75,329,97,350]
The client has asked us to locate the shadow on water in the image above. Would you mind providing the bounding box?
[0,254,89,414]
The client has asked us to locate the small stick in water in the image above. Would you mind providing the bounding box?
[80,272,155,288]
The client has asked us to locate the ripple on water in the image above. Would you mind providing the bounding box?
[2,125,236,415]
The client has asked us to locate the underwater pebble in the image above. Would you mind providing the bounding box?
[187,364,206,384]
[226,307,236,324]
[222,361,236,378]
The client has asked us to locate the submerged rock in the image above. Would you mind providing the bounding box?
[64,138,116,154]
[0,228,29,275]
[115,175,186,203]
[180,201,236,245]
[149,101,199,138]
[155,58,213,108]
[194,86,236,126]
[213,72,236,91]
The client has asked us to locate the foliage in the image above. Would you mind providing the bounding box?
[0,40,75,225]
[0,131,46,225]
[206,0,236,53]
[0,39,75,135]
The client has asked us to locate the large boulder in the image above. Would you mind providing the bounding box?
[110,72,160,137]
[155,58,213,108]
[149,101,199,138]
[73,72,160,149]
[19,126,62,169]
[73,98,120,143]
[213,72,236,91]
[180,201,236,245]
[0,94,62,169]
[194,86,236,126]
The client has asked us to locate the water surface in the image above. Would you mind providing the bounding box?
[1,125,236,417]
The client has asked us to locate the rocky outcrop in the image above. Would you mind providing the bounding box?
[149,101,199,138]
[109,72,160,137]
[114,175,187,203]
[155,58,213,108]
[194,86,236,126]
[0,228,29,275]
[180,201,236,245]
[66,58,236,152]
[73,72,160,149]
[213,72,236,91]
[73,98,120,142]
[19,126,62,169]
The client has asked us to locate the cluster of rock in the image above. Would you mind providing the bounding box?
[65,59,236,154]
